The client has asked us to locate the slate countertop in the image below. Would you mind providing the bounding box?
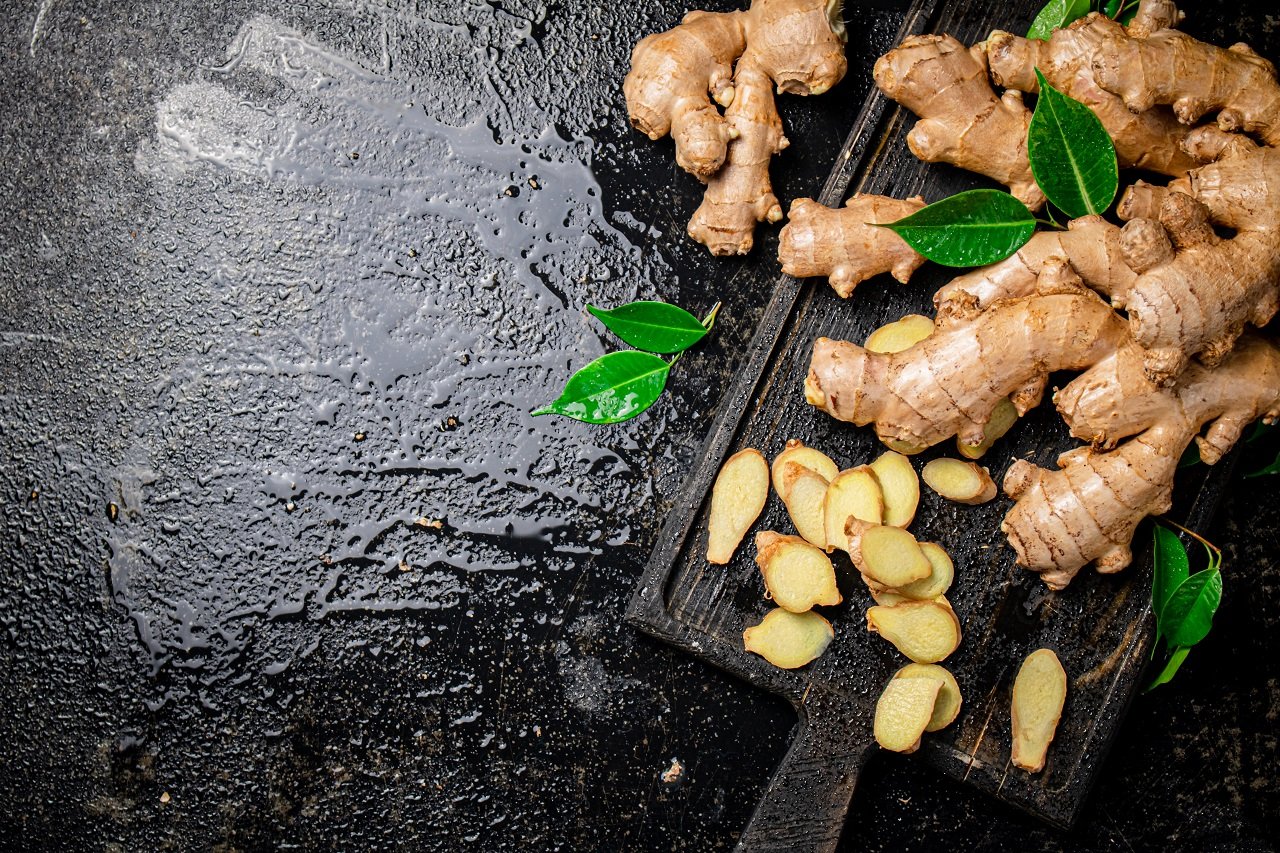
[0,0,1276,850]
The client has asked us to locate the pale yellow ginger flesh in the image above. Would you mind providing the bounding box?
[743,607,835,669]
[864,314,935,355]
[806,265,1129,451]
[755,531,841,612]
[777,195,927,296]
[846,519,931,590]
[777,461,830,548]
[866,599,962,663]
[1005,334,1280,587]
[874,675,943,753]
[957,398,1019,460]
[922,458,997,505]
[823,466,884,552]
[893,662,962,731]
[895,541,954,600]
[1011,648,1067,773]
[771,439,839,493]
[869,589,910,607]
[874,33,1044,208]
[868,449,920,527]
[706,448,769,564]
[626,0,847,256]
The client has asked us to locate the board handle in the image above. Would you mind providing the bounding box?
[734,699,872,852]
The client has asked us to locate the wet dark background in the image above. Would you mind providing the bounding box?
[0,0,1276,850]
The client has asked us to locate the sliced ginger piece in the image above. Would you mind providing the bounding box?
[866,599,962,663]
[895,542,954,600]
[1011,648,1067,773]
[870,589,909,607]
[742,607,834,670]
[845,520,931,588]
[707,448,769,564]
[883,438,926,456]
[893,663,962,731]
[777,462,829,549]
[754,532,841,613]
[771,439,838,498]
[868,450,920,528]
[873,675,943,753]
[922,458,997,505]
[957,398,1018,460]
[865,314,934,354]
[823,467,883,553]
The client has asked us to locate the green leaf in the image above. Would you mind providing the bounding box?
[1160,567,1222,648]
[1151,525,1189,651]
[1028,69,1119,218]
[532,351,670,424]
[1027,0,1092,40]
[1145,646,1191,691]
[1177,441,1201,469]
[1246,419,1276,442]
[878,189,1036,267]
[1246,451,1280,478]
[587,301,708,355]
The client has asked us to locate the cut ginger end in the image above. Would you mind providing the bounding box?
[743,608,834,670]
[1011,648,1067,773]
[921,458,997,505]
[823,467,883,553]
[874,675,942,753]
[771,440,839,498]
[755,533,841,613]
[706,448,769,565]
[778,461,829,549]
[869,450,919,528]
[867,599,961,663]
[957,397,1018,460]
[864,314,934,354]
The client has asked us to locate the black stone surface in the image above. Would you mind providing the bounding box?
[0,1,1276,851]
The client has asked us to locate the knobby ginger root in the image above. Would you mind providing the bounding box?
[806,264,1128,450]
[706,448,769,564]
[1011,649,1067,773]
[874,34,1044,208]
[777,194,927,295]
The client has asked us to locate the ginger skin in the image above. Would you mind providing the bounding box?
[778,194,927,296]
[1005,335,1280,588]
[874,34,1044,209]
[805,263,1127,450]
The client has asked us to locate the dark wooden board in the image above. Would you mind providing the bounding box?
[625,0,1249,849]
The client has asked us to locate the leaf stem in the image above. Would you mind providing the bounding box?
[671,301,725,370]
[1154,518,1222,565]
[1033,217,1065,230]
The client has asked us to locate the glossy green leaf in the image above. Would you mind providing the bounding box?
[1145,646,1190,691]
[878,189,1036,267]
[532,351,670,424]
[587,301,708,355]
[1246,419,1276,442]
[1246,451,1280,478]
[1028,69,1119,218]
[1160,568,1222,648]
[1151,525,1190,651]
[1027,0,1091,40]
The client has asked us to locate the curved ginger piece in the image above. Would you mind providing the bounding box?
[984,7,1198,177]
[1005,335,1280,588]
[623,11,747,179]
[1091,20,1280,147]
[933,215,1136,317]
[874,34,1044,209]
[778,194,927,296]
[805,262,1128,450]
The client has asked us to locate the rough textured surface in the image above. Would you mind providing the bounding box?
[0,1,1276,851]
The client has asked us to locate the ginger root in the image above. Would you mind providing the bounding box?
[778,194,927,295]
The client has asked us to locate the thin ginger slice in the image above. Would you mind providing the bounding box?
[778,462,829,549]
[1011,648,1067,772]
[869,450,920,527]
[893,663,962,731]
[865,314,934,354]
[771,439,839,498]
[867,599,962,663]
[706,448,769,564]
[823,467,884,553]
[743,607,834,669]
[957,398,1019,460]
[895,542,954,600]
[922,458,997,505]
[754,532,841,612]
[845,520,931,588]
[874,675,943,753]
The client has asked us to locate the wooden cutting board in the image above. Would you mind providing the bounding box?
[626,0,1246,848]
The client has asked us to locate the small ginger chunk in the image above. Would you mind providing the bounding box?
[823,467,884,553]
[777,462,830,549]
[846,520,931,588]
[754,532,841,612]
[893,663,962,731]
[867,599,962,663]
[868,450,920,527]
[1011,648,1067,772]
[874,675,943,753]
[895,542,954,600]
[743,608,834,669]
[706,448,769,564]
[922,458,997,505]
[771,440,839,495]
